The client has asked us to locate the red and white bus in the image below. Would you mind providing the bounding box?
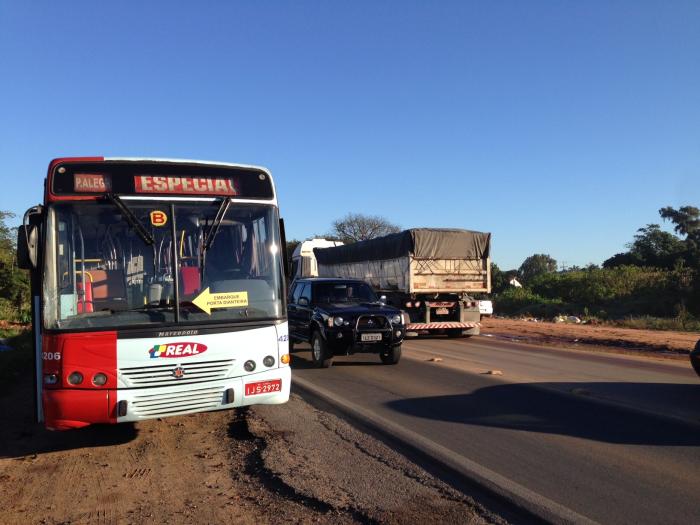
[17,157,291,430]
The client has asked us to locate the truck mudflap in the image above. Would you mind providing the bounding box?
[406,322,480,330]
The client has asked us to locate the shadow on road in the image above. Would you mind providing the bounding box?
[386,382,700,446]
[0,378,138,459]
[291,352,385,369]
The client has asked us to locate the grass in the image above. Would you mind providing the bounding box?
[611,316,700,333]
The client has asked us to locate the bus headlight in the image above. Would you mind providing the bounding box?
[333,316,344,327]
[92,373,108,386]
[68,371,84,385]
[263,355,275,367]
[244,360,256,372]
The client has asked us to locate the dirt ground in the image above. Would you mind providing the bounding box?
[481,317,699,358]
[0,375,500,525]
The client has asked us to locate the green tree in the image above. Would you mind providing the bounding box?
[518,254,557,284]
[659,206,700,237]
[490,262,506,293]
[604,224,685,269]
[0,211,30,321]
[632,224,685,268]
[285,239,300,265]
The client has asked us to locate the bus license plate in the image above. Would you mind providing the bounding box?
[245,379,282,396]
[436,308,449,315]
[361,333,382,342]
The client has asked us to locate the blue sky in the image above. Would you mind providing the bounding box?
[1,1,698,270]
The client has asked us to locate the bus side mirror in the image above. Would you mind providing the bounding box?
[279,217,289,280]
[17,225,38,269]
[17,206,42,270]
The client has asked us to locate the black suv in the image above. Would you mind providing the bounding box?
[287,278,406,367]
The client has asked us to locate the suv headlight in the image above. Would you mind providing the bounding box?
[333,316,344,327]
[391,314,402,325]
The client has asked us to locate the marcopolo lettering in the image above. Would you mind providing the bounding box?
[157,330,199,337]
[149,342,208,359]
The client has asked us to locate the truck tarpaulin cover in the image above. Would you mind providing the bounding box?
[314,228,491,263]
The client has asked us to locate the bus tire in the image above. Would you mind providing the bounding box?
[380,345,401,365]
[311,332,333,368]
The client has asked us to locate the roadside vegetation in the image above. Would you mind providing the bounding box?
[0,211,30,323]
[0,211,33,388]
[492,206,700,331]
[0,327,32,391]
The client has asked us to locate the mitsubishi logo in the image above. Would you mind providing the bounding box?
[172,366,186,379]
[367,319,374,326]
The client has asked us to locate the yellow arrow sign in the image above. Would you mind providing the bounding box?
[192,288,249,315]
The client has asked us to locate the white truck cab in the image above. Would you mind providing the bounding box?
[291,238,344,280]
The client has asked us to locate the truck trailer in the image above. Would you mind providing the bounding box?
[314,228,491,337]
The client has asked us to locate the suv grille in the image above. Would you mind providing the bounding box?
[356,315,389,330]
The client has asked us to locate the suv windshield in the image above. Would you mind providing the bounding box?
[314,282,377,304]
[43,200,284,330]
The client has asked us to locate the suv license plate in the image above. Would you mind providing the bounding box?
[245,379,282,396]
[361,333,382,342]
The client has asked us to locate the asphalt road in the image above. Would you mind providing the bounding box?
[291,336,700,525]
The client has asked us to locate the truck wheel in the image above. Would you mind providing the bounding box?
[311,332,333,368]
[380,345,401,365]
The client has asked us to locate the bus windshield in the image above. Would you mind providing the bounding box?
[43,200,284,330]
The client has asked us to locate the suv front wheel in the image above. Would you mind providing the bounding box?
[311,332,333,368]
[380,344,401,365]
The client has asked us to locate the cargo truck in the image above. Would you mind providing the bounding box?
[314,228,491,337]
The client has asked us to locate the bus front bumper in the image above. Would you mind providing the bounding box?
[43,367,291,430]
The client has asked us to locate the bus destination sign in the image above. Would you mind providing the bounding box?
[134,175,239,196]
[74,173,112,192]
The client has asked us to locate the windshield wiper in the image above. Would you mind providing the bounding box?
[203,197,231,251]
[105,193,154,246]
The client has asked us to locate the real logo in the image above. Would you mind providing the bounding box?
[148,342,208,359]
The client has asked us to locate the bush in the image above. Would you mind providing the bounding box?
[493,288,565,317]
[613,316,700,332]
[527,266,697,318]
[0,297,30,323]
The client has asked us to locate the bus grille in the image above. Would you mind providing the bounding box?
[129,385,226,418]
[118,359,235,388]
